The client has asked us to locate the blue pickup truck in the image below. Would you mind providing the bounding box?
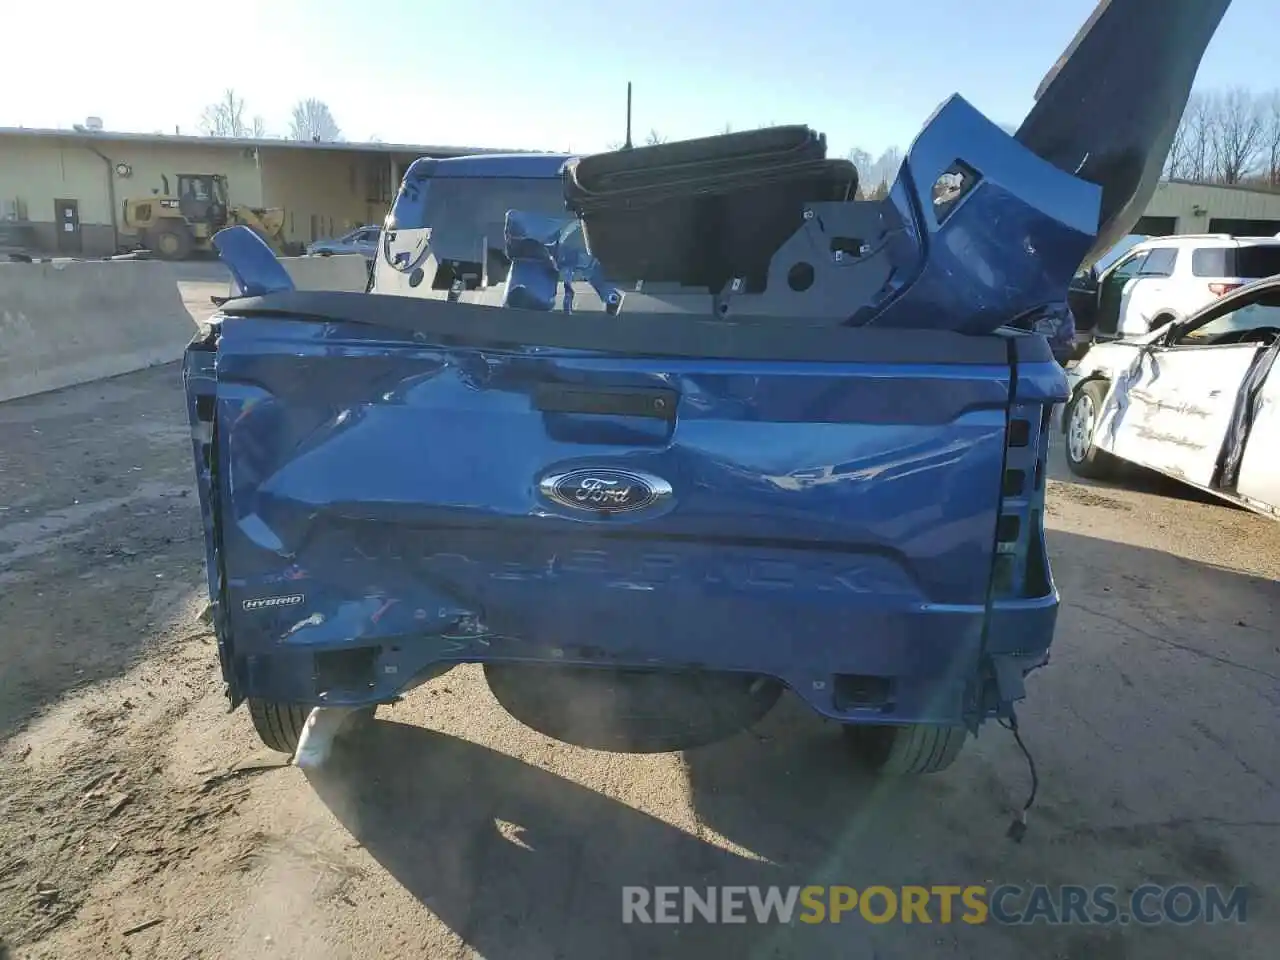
[184,0,1229,775]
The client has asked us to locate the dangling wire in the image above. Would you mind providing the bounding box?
[999,710,1038,843]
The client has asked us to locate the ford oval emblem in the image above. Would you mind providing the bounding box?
[540,468,672,514]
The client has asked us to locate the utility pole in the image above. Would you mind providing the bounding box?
[623,82,633,150]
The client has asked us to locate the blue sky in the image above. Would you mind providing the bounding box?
[4,0,1274,156]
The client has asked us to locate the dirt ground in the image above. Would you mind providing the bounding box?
[1,356,1277,959]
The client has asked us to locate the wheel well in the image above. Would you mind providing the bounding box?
[151,218,191,234]
[1070,374,1110,399]
[1062,375,1110,430]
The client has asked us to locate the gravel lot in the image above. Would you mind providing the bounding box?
[0,354,1277,960]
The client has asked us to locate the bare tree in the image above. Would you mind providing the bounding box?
[251,116,268,139]
[644,129,668,146]
[200,89,249,138]
[1165,102,1190,179]
[1263,91,1280,188]
[869,146,903,193]
[1210,87,1263,184]
[290,99,342,142]
[846,148,873,196]
[1166,92,1215,181]
[844,146,902,197]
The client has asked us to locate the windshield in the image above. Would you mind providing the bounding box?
[1094,234,1149,274]
[1181,294,1280,342]
[211,177,228,205]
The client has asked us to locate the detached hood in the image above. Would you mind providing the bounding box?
[1017,0,1232,270]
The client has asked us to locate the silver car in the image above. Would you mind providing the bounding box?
[306,225,380,260]
[1064,274,1280,520]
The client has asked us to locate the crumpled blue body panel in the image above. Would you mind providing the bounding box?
[859,95,1100,334]
[195,89,1083,732]
[185,307,1065,727]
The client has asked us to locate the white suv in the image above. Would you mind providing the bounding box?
[1072,234,1280,341]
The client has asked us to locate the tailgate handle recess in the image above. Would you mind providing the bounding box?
[534,384,679,421]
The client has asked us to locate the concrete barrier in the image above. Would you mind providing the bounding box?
[0,259,195,403]
[228,254,371,296]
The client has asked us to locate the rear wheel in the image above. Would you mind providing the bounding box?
[1064,380,1118,480]
[483,665,783,753]
[148,222,193,261]
[844,723,967,775]
[246,698,375,754]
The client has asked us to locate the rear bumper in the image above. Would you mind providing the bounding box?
[220,583,1058,729]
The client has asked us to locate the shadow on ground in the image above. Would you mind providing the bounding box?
[309,530,1277,960]
[1047,419,1233,509]
[309,716,971,959]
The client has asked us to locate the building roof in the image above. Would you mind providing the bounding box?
[1163,177,1280,198]
[0,125,532,158]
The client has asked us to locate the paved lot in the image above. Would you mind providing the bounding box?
[0,363,1277,959]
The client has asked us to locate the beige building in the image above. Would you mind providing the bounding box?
[6,127,1280,259]
[0,127,510,257]
[1137,179,1280,237]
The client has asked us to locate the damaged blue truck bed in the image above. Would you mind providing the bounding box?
[183,0,1231,773]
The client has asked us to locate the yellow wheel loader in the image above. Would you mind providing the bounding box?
[120,173,289,260]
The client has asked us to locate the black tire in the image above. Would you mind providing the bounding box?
[246,698,375,754]
[844,723,967,775]
[1149,313,1176,332]
[483,664,783,753]
[1064,380,1118,480]
[148,222,193,261]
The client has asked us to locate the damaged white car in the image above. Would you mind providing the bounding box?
[1065,275,1280,519]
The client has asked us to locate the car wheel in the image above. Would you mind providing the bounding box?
[1064,380,1118,480]
[844,723,967,775]
[246,698,375,754]
[148,222,193,261]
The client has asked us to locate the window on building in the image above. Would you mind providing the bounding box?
[1133,215,1176,236]
[1207,217,1280,236]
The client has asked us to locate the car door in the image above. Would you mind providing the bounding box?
[1068,265,1099,332]
[1234,367,1280,514]
[1094,292,1269,487]
[1095,250,1148,337]
[1120,246,1178,336]
[1228,299,1280,512]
